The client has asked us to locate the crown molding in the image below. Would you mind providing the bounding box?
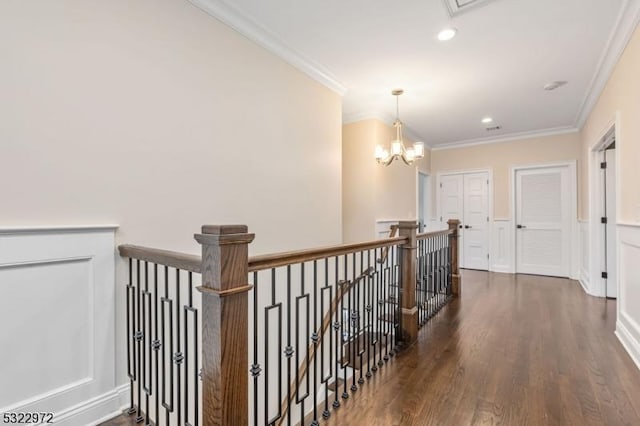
[574,0,640,128]
[188,0,347,96]
[430,126,579,151]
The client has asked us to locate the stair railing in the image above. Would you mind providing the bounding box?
[117,220,459,426]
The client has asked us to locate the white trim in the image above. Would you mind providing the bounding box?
[0,228,117,426]
[490,218,513,273]
[575,0,640,128]
[89,384,130,426]
[188,0,347,96]
[616,320,640,371]
[615,223,640,371]
[0,225,119,234]
[588,114,621,297]
[430,126,578,151]
[53,384,130,426]
[618,222,640,228]
[510,161,578,277]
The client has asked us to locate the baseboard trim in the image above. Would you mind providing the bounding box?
[578,277,590,294]
[490,265,511,274]
[53,384,130,426]
[615,319,640,372]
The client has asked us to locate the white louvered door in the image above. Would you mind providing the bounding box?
[515,167,570,277]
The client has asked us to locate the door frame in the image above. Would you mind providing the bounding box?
[588,113,621,298]
[437,168,494,269]
[510,160,578,277]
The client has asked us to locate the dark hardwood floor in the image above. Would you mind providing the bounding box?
[323,270,640,425]
[102,270,640,425]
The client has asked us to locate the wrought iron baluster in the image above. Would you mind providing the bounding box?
[161,266,174,426]
[142,261,151,426]
[351,251,358,392]
[311,260,319,426]
[126,258,136,416]
[265,268,283,425]
[251,272,260,426]
[136,259,143,423]
[295,264,310,424]
[153,264,160,426]
[321,258,332,419]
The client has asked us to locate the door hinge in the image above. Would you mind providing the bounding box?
[487,253,489,259]
[440,216,443,222]
[601,217,608,224]
[486,216,489,222]
[600,162,607,169]
[487,179,489,185]
[602,271,608,279]
[440,182,443,188]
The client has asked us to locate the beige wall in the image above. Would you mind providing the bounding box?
[431,132,582,219]
[342,119,430,242]
[581,24,640,223]
[0,0,342,385]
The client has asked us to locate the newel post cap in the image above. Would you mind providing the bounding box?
[397,220,418,229]
[195,224,255,245]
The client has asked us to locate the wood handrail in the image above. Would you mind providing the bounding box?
[119,235,408,277]
[416,228,453,240]
[248,235,407,273]
[118,244,201,273]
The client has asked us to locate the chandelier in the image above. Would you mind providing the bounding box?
[374,89,425,166]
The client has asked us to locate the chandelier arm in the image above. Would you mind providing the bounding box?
[383,155,395,166]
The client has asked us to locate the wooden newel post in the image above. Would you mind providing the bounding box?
[398,220,418,345]
[447,219,461,297]
[195,225,255,426]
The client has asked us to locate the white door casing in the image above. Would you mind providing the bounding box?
[604,149,617,298]
[515,166,571,277]
[463,173,490,270]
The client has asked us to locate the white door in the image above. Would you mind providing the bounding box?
[440,174,463,222]
[604,149,617,298]
[440,172,490,270]
[515,167,571,277]
[440,174,464,263]
[463,173,489,270]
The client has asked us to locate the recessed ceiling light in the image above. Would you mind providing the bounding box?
[481,117,493,124]
[437,28,457,41]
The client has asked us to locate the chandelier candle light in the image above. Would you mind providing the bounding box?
[375,89,425,166]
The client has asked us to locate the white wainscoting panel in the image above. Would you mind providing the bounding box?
[579,220,591,294]
[491,219,513,273]
[616,223,640,371]
[0,226,121,425]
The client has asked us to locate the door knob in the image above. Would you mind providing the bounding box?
[517,224,527,229]
[465,225,472,229]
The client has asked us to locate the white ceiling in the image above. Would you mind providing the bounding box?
[191,0,632,146]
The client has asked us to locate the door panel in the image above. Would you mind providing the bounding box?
[463,173,489,270]
[441,175,463,221]
[516,167,570,277]
[440,174,464,266]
